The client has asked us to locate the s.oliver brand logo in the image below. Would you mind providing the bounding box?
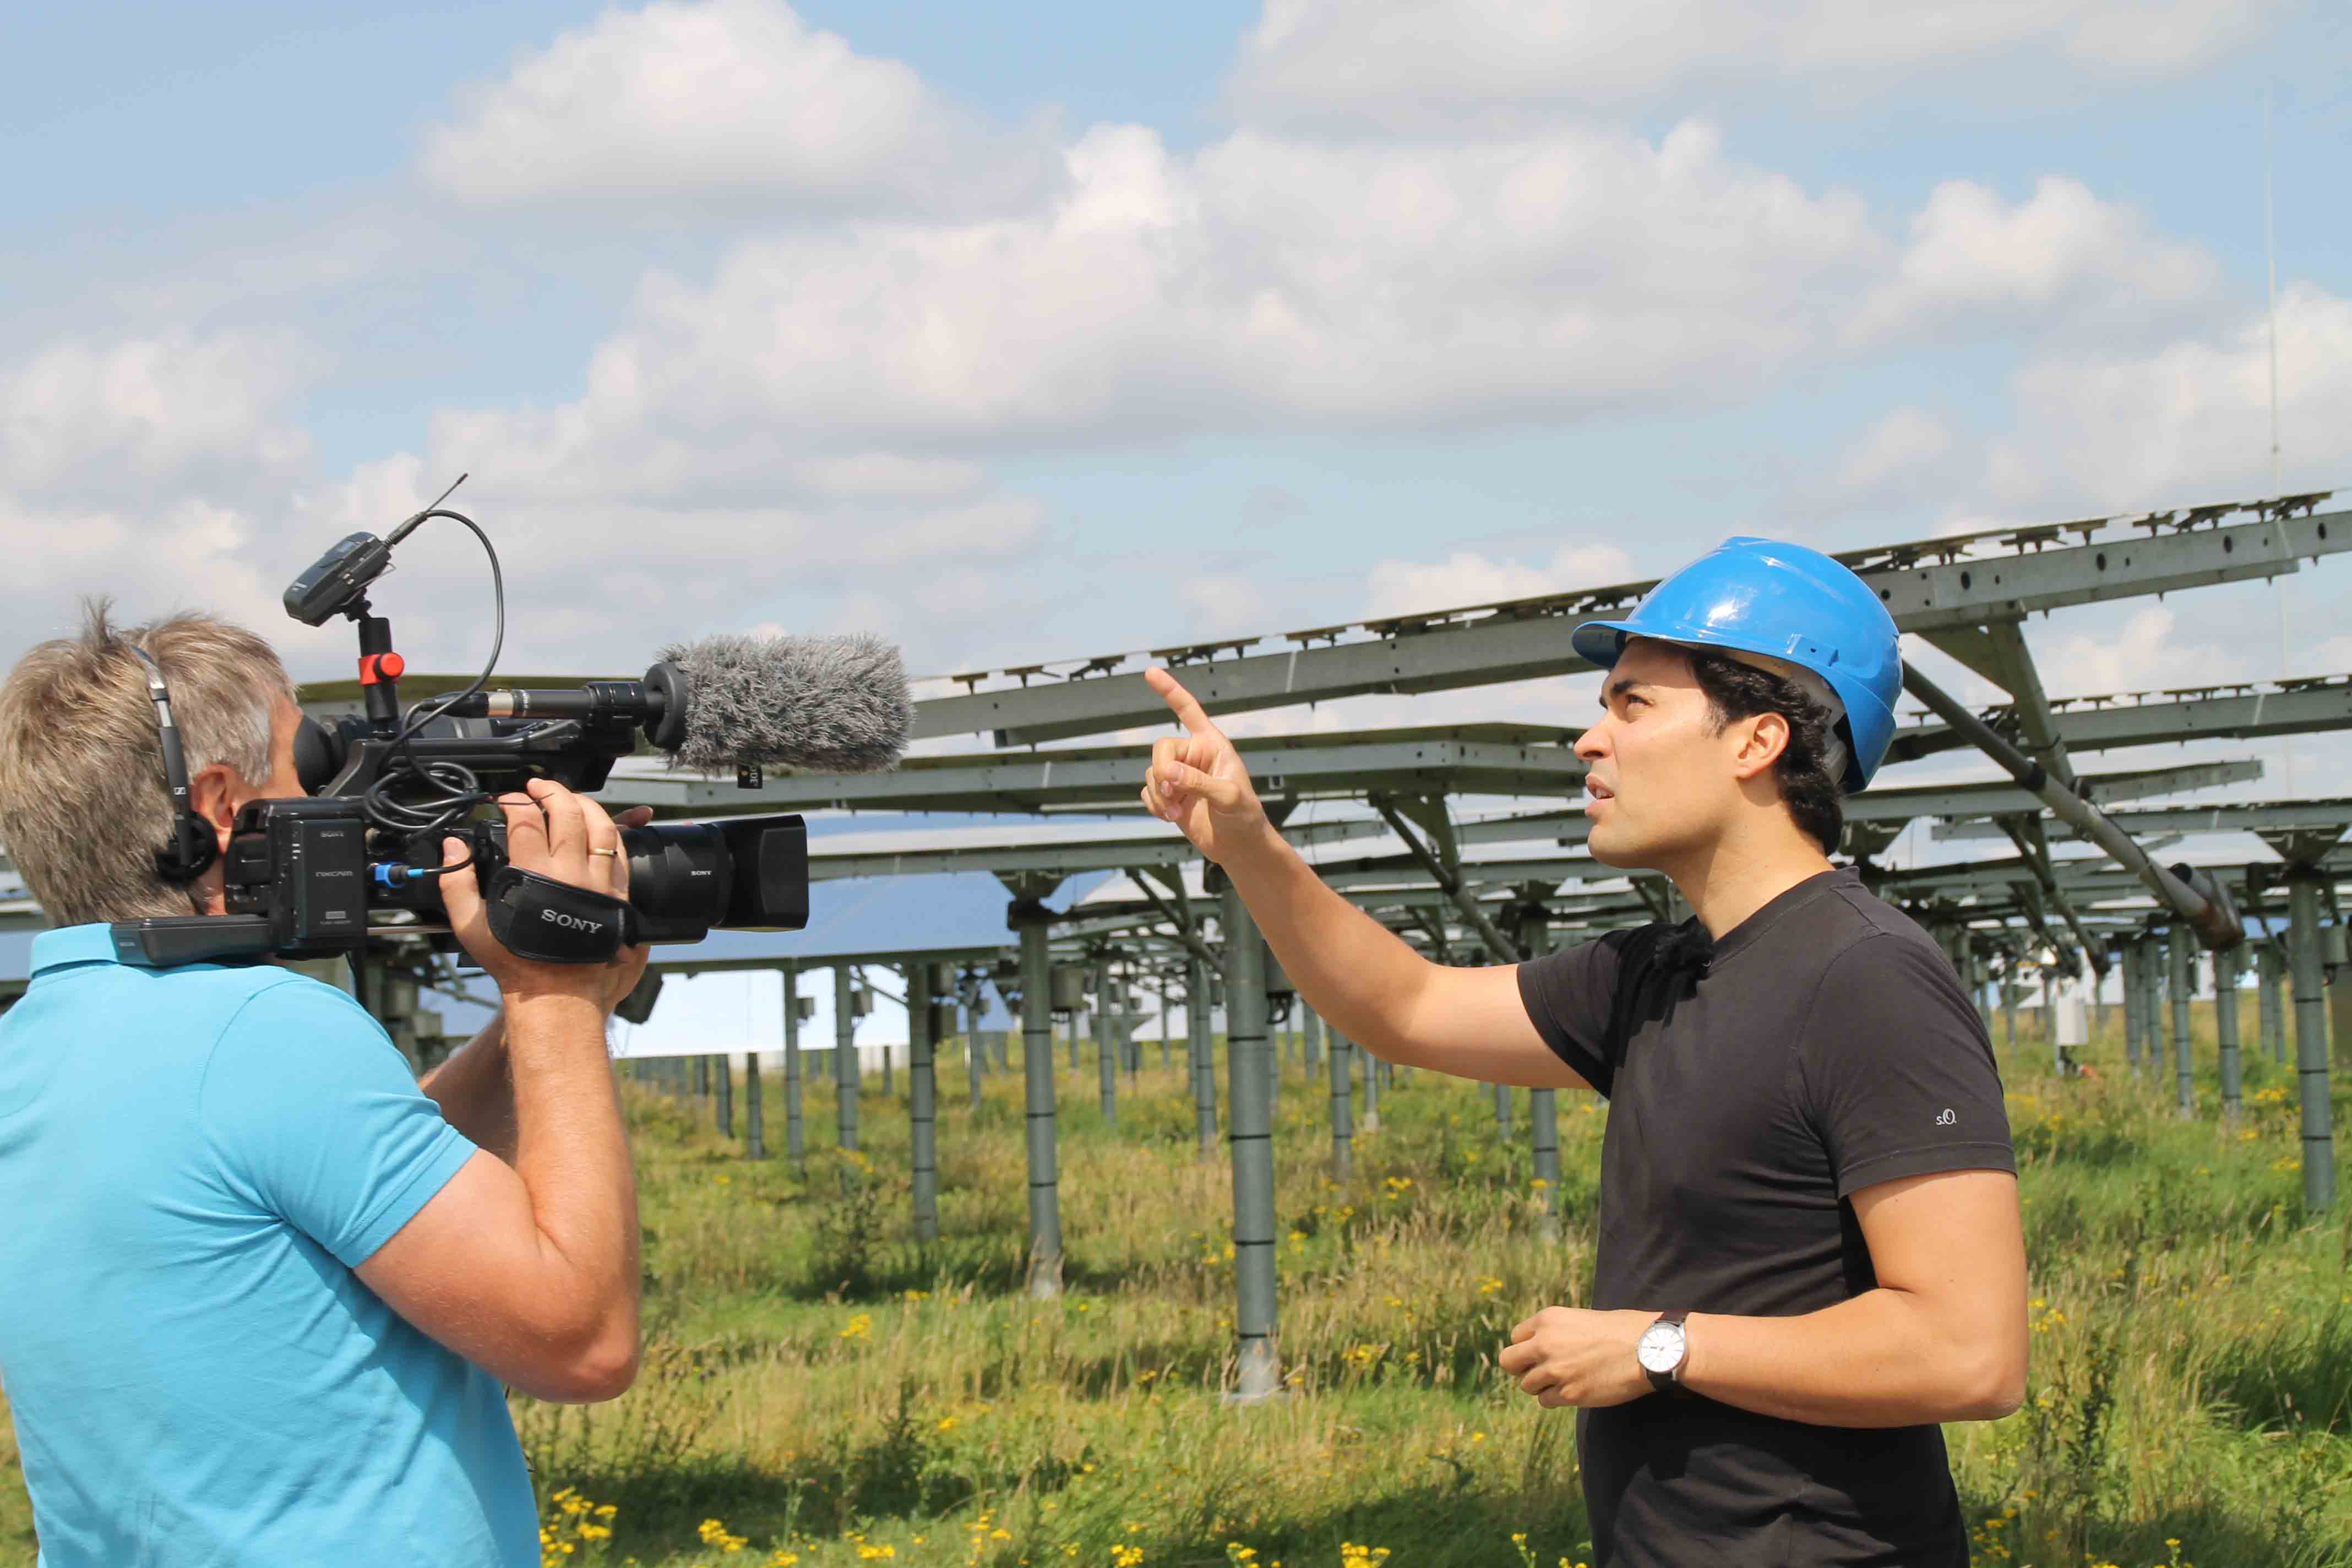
[542,908,606,934]
[1935,1108,1957,1126]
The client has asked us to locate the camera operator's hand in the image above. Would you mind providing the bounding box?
[1139,668,1271,865]
[439,778,649,1008]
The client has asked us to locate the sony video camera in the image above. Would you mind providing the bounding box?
[111,483,907,968]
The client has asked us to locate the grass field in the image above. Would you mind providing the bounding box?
[7,997,2352,1567]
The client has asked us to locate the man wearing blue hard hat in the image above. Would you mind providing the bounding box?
[1142,537,2024,1567]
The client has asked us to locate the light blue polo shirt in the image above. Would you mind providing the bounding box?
[0,925,534,1567]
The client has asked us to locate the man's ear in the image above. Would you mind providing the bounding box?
[187,763,241,848]
[1730,712,1791,781]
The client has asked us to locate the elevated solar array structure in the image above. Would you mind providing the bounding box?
[7,491,2351,1404]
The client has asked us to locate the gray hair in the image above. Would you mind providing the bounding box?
[0,601,296,925]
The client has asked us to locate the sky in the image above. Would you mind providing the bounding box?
[6,1,2351,1052]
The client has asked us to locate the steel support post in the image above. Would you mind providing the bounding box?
[694,1054,710,1098]
[2260,945,2286,1063]
[966,1004,986,1112]
[2214,946,2244,1124]
[1360,1036,1381,1133]
[2168,927,2196,1118]
[1520,905,1562,1244]
[1302,1004,1322,1074]
[834,964,859,1152]
[1189,952,1217,1160]
[1093,956,1117,1125]
[2288,875,2336,1212]
[2147,934,2173,1077]
[2121,940,2144,1073]
[1494,1082,1512,1137]
[715,1053,733,1139]
[1160,988,1172,1071]
[1067,1006,1080,1071]
[1015,902,1063,1297]
[744,1052,767,1159]
[783,962,805,1169]
[2001,977,2017,1050]
[1327,1025,1355,1181]
[1221,884,1280,1403]
[909,963,939,1244]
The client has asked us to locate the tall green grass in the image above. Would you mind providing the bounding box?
[6,999,2350,1567]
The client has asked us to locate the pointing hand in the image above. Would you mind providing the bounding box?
[1139,668,1267,865]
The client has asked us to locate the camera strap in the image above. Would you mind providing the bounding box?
[483,867,636,964]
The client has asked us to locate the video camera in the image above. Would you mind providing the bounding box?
[111,480,909,968]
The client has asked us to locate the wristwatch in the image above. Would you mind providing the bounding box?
[1636,1309,1691,1395]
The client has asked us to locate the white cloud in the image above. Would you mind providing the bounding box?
[419,0,1048,211]
[548,117,1879,448]
[1229,0,2271,126]
[1365,541,1636,619]
[1833,405,1954,496]
[0,330,311,502]
[1983,282,2352,514]
[1848,177,2216,344]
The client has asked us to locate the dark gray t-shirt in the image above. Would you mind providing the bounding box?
[1517,867,2015,1568]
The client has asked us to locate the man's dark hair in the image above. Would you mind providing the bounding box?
[1685,650,1845,854]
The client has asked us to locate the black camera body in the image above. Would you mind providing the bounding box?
[111,505,816,968]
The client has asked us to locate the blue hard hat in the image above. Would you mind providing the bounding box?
[1570,537,1902,791]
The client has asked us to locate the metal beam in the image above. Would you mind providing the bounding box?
[910,503,2349,743]
[600,737,1586,815]
[1935,799,2352,842]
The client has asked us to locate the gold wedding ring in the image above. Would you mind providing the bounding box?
[589,846,621,858]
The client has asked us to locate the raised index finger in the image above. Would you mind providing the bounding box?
[1144,667,1218,738]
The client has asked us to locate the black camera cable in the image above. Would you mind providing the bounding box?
[361,508,507,880]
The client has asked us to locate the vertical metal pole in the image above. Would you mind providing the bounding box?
[1327,1024,1354,1181]
[1160,984,1172,1071]
[1493,1081,1511,1136]
[909,962,939,1244]
[1360,1035,1381,1132]
[1093,956,1117,1125]
[1221,885,1280,1403]
[966,997,986,1113]
[834,963,859,1152]
[715,1052,733,1139]
[2002,975,2017,1050]
[1521,907,1561,1244]
[2122,940,2144,1073]
[1302,1004,1322,1075]
[2288,876,2335,1212]
[744,1051,767,1159]
[2091,954,2107,1042]
[2168,927,2195,1118]
[782,962,805,1169]
[1066,997,1081,1070]
[1189,951,1217,1161]
[694,1053,710,1098]
[1017,908,1063,1297]
[2260,944,2286,1063]
[2215,946,2244,1124]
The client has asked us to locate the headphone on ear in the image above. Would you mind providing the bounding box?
[128,645,220,885]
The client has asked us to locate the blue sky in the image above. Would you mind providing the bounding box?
[7,2,2352,1048]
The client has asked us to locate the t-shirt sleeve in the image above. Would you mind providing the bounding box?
[198,976,479,1268]
[1798,933,2016,1197]
[1515,930,1637,1096]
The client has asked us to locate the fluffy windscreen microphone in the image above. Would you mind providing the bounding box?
[655,632,912,775]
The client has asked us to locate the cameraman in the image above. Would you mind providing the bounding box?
[0,606,650,1567]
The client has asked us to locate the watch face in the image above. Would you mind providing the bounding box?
[1636,1322,1683,1374]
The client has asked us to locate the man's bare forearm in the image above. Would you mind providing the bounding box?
[503,993,640,1332]
[1681,1291,2023,1427]
[418,1012,518,1162]
[1221,824,1439,1063]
